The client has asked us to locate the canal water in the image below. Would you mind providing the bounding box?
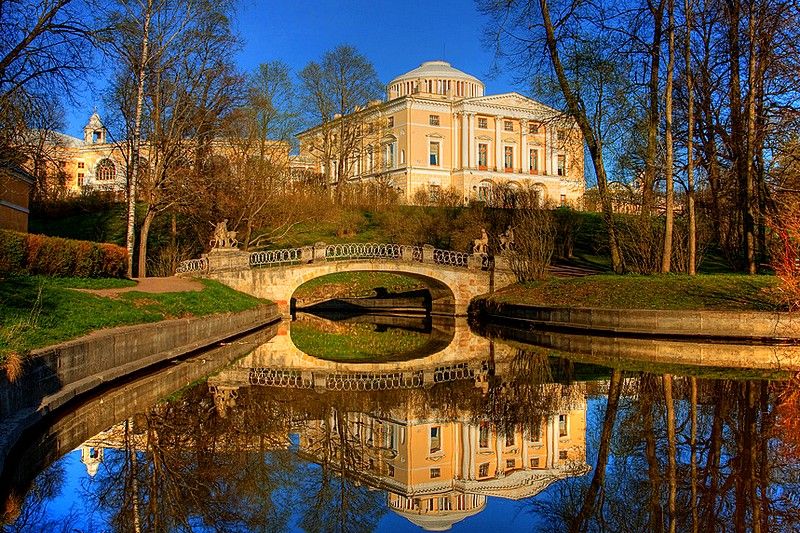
[1,311,798,532]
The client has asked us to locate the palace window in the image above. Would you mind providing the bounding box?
[530,419,542,443]
[478,143,488,169]
[559,414,568,437]
[430,426,441,453]
[561,194,567,206]
[429,142,440,166]
[478,117,488,129]
[529,122,540,134]
[96,159,115,181]
[77,161,84,169]
[504,146,514,171]
[429,114,440,126]
[387,116,394,128]
[430,468,441,479]
[478,463,490,478]
[388,464,395,477]
[557,155,567,176]
[559,450,568,460]
[557,129,567,142]
[530,457,541,468]
[385,142,396,168]
[505,431,515,447]
[529,149,539,173]
[504,120,513,131]
[477,181,493,203]
[506,459,516,469]
[77,172,84,178]
[479,422,490,448]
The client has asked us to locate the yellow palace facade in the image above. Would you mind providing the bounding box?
[297,60,585,206]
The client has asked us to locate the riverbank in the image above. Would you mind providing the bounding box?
[471,274,798,342]
[0,275,267,368]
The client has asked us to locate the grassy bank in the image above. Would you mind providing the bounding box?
[0,276,266,363]
[290,319,432,362]
[489,274,783,311]
[293,272,427,301]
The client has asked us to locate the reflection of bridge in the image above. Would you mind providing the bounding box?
[177,242,516,316]
[207,318,516,402]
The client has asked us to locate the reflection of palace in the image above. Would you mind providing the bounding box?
[299,386,587,530]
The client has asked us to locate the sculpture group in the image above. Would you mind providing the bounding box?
[472,227,515,255]
[211,219,238,249]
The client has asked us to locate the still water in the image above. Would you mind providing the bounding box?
[1,311,798,532]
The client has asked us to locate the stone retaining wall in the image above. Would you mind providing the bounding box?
[0,304,280,422]
[473,299,799,340]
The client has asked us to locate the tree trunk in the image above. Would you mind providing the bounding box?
[642,0,666,218]
[126,0,152,278]
[664,375,677,533]
[661,0,675,272]
[570,368,623,532]
[137,208,156,278]
[643,380,664,533]
[538,0,623,273]
[685,0,696,275]
[690,377,698,533]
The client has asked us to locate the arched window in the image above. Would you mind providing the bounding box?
[96,158,116,181]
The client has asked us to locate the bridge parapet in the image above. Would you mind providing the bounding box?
[177,242,493,274]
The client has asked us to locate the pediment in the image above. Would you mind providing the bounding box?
[468,92,560,115]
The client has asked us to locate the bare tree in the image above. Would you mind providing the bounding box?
[298,45,382,203]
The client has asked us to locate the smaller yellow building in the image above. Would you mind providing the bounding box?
[298,60,585,206]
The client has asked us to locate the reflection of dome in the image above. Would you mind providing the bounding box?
[387,61,485,100]
[389,492,487,531]
[393,505,485,531]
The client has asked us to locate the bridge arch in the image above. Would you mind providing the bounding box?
[182,242,517,316]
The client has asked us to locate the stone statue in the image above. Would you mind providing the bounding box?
[472,228,489,255]
[499,226,515,254]
[211,219,238,249]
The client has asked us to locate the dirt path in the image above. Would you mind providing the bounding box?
[79,277,204,297]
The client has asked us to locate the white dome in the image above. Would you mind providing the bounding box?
[387,61,484,100]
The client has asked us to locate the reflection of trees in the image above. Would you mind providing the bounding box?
[2,462,75,533]
[532,374,800,532]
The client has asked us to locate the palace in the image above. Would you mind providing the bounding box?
[297,60,585,206]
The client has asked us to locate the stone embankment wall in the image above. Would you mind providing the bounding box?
[472,299,800,341]
[0,304,279,475]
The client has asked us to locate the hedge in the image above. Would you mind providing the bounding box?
[0,230,127,278]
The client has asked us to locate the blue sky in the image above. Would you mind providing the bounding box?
[64,0,523,138]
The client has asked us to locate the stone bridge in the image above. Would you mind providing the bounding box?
[177,242,517,316]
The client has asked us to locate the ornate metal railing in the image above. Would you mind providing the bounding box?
[325,242,409,261]
[433,248,470,268]
[250,247,304,267]
[175,257,208,274]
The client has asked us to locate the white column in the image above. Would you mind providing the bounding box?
[494,116,502,171]
[461,113,469,170]
[468,113,476,168]
[522,438,529,469]
[521,119,529,174]
[495,433,504,475]
[469,425,477,479]
[452,113,459,170]
[461,423,470,479]
[547,415,558,468]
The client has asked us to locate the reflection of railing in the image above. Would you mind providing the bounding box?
[249,368,313,388]
[250,247,304,267]
[326,371,424,391]
[175,257,208,274]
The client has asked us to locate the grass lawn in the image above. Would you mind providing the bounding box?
[0,276,266,362]
[294,272,427,301]
[490,274,784,311]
